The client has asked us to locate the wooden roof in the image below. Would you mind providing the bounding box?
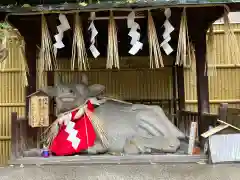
[0,0,239,13]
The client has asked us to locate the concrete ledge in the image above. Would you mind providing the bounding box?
[9,154,207,165]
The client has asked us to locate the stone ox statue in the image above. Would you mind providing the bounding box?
[40,74,185,155]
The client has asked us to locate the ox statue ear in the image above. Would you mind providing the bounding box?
[88,84,105,97]
[81,73,88,85]
[38,86,58,97]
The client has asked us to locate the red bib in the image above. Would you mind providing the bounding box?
[50,101,96,156]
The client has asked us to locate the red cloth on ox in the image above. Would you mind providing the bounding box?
[50,101,96,156]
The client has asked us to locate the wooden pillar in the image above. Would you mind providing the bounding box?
[47,15,56,119]
[25,37,37,116]
[218,103,228,122]
[176,65,185,110]
[195,30,210,139]
[172,65,177,125]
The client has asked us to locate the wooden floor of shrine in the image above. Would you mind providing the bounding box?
[9,154,207,165]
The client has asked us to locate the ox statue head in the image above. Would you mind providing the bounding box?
[39,74,105,114]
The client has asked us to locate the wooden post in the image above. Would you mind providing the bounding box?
[172,65,177,125]
[11,112,19,159]
[186,6,224,148]
[176,65,185,111]
[195,31,210,142]
[47,14,56,122]
[218,103,228,122]
[25,36,37,117]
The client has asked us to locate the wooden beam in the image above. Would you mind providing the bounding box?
[217,119,240,132]
[0,136,11,140]
[186,99,240,104]
[0,103,25,107]
[201,124,229,138]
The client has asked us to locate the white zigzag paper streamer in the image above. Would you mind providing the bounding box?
[58,113,81,150]
[160,8,174,55]
[53,14,70,57]
[88,12,100,58]
[128,11,143,55]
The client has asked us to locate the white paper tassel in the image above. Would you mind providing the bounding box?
[88,12,100,58]
[127,11,143,55]
[53,14,70,57]
[160,8,174,55]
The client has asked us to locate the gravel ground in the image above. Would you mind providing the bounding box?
[0,164,240,180]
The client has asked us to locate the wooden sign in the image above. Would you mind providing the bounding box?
[28,91,49,127]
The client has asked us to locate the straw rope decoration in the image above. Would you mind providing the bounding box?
[41,99,109,149]
[223,6,240,65]
[19,40,29,86]
[38,15,57,87]
[187,42,196,68]
[84,107,109,149]
[147,10,164,69]
[176,8,191,67]
[106,11,120,69]
[71,13,89,71]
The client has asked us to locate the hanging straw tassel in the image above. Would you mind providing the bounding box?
[147,10,164,69]
[84,108,109,149]
[0,30,8,71]
[38,15,57,87]
[206,25,217,77]
[41,101,109,149]
[106,11,120,69]
[187,42,195,68]
[19,40,29,87]
[71,13,89,71]
[223,6,240,65]
[39,15,56,71]
[176,8,191,67]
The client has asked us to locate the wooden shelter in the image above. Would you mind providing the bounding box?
[1,0,240,164]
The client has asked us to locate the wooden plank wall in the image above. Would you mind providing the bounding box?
[55,61,173,100]
[184,24,240,113]
[0,40,25,165]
